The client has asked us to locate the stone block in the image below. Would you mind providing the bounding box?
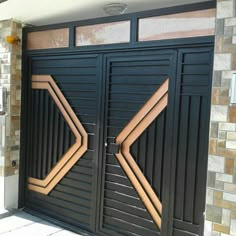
[216,173,233,183]
[233,36,236,44]
[222,208,231,226]
[213,71,222,87]
[219,131,227,139]
[209,139,217,154]
[208,171,216,188]
[216,180,225,190]
[215,36,223,53]
[213,223,230,234]
[219,123,236,131]
[206,205,222,223]
[217,148,236,158]
[214,54,231,71]
[225,26,234,35]
[217,1,234,19]
[208,155,225,173]
[218,139,226,148]
[230,219,236,236]
[216,18,225,35]
[204,220,212,236]
[211,105,228,122]
[227,131,236,140]
[222,71,236,80]
[212,88,220,104]
[226,140,236,149]
[206,188,214,205]
[211,122,219,138]
[223,192,236,202]
[225,17,236,27]
[229,106,236,123]
[212,232,221,236]
[225,158,234,175]
[224,183,236,193]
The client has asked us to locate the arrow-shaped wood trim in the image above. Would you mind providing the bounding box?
[28,75,88,195]
[115,78,169,230]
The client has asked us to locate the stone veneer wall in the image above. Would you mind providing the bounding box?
[205,0,236,235]
[0,20,22,210]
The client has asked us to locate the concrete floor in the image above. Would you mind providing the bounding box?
[0,211,81,235]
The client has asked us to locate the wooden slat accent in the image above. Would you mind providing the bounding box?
[28,75,88,195]
[28,145,87,195]
[32,75,87,138]
[114,78,169,230]
[116,79,169,144]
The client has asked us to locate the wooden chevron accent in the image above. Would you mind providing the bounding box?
[28,75,88,195]
[115,78,169,230]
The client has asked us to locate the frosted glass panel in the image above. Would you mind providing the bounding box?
[76,21,130,46]
[27,28,69,50]
[139,9,215,41]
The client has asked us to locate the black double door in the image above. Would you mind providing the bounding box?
[24,47,213,236]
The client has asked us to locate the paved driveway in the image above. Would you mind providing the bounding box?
[0,211,81,235]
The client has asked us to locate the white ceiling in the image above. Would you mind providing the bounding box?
[0,0,212,26]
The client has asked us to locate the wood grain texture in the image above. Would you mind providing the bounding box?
[115,78,169,230]
[28,75,88,195]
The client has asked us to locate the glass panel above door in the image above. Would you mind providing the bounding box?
[138,9,216,42]
[27,28,69,50]
[75,21,130,46]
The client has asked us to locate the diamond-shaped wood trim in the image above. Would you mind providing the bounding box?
[28,75,88,195]
[115,78,169,230]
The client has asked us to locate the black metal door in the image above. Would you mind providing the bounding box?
[25,54,102,233]
[23,47,213,236]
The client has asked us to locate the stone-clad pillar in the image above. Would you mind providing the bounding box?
[205,0,236,235]
[0,20,22,211]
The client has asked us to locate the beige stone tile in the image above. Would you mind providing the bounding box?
[217,1,234,19]
[217,148,236,158]
[224,183,236,193]
[211,105,228,122]
[225,17,236,27]
[207,189,214,205]
[227,132,236,140]
[226,140,236,149]
[223,192,236,202]
[222,208,231,226]
[214,54,232,70]
[230,219,236,235]
[209,155,225,173]
[216,173,233,183]
[209,139,218,155]
[219,123,236,131]
[225,158,234,174]
[213,223,230,234]
[229,106,236,123]
[218,139,226,148]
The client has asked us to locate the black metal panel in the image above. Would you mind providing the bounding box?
[29,89,75,179]
[26,55,101,233]
[21,45,213,236]
[172,48,213,235]
[98,51,177,236]
[130,110,167,200]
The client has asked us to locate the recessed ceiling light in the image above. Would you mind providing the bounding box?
[103,3,128,16]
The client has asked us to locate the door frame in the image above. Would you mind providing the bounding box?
[19,2,215,235]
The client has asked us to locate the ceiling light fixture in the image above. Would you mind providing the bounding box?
[103,3,128,16]
[0,0,8,4]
